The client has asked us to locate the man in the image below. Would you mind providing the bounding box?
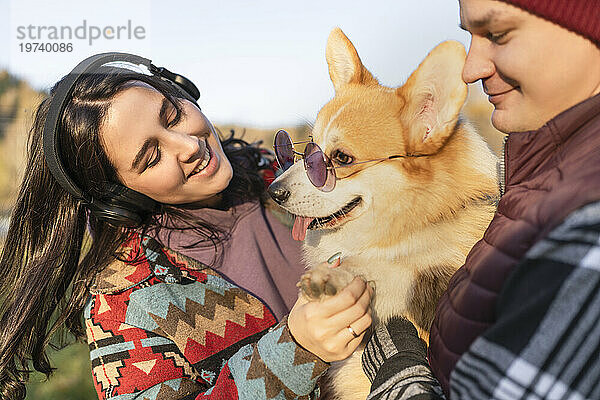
[361,0,600,399]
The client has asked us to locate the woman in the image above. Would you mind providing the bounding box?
[0,55,372,399]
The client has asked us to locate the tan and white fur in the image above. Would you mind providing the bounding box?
[268,28,498,400]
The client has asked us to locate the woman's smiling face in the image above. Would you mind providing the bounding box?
[101,81,233,205]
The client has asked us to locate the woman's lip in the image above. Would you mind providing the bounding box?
[188,142,208,177]
[188,141,219,180]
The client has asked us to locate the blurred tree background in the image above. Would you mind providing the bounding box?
[0,70,503,399]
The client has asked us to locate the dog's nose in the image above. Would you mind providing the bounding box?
[268,183,291,205]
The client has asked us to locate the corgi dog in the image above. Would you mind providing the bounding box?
[268,28,498,400]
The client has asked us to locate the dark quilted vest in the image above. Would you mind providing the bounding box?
[428,93,600,397]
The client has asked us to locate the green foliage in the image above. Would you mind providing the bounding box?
[0,70,20,97]
[25,341,97,400]
[0,71,20,141]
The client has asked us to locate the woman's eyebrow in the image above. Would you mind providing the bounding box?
[158,97,172,125]
[131,138,156,171]
[130,97,175,172]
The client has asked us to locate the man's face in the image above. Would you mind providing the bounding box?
[459,0,600,133]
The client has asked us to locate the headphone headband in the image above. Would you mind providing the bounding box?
[42,52,200,226]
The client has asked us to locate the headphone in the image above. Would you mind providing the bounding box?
[42,52,201,227]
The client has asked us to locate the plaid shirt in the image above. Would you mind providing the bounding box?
[363,200,600,399]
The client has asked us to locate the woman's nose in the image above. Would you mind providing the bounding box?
[169,132,203,163]
[462,38,495,84]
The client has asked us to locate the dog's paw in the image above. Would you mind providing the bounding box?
[299,263,355,301]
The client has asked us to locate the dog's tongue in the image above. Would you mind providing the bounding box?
[292,216,315,241]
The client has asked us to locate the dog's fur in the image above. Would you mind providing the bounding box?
[268,28,498,400]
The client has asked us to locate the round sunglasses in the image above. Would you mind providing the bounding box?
[273,129,429,192]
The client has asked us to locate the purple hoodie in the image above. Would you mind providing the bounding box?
[154,200,305,320]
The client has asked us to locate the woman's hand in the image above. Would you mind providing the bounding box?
[287,271,373,362]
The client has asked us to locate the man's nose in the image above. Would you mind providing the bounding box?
[462,38,495,84]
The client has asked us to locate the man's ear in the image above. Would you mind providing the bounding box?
[397,41,467,153]
[326,27,378,91]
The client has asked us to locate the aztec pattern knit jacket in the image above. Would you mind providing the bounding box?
[84,232,328,400]
[428,92,600,396]
[362,199,600,399]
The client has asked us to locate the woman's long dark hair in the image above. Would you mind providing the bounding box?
[0,67,267,399]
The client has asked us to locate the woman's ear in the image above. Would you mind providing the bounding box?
[325,27,378,91]
[397,41,467,153]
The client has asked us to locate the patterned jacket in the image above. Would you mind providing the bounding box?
[84,233,328,400]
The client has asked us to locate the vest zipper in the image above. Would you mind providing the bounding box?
[499,135,508,197]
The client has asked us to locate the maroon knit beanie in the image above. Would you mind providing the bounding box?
[499,0,600,46]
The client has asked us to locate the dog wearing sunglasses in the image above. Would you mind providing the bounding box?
[268,28,498,400]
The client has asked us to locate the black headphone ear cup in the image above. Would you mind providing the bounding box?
[103,183,160,214]
[153,66,200,102]
[160,78,200,109]
[89,183,161,227]
[86,199,144,227]
[170,81,199,106]
[170,74,200,102]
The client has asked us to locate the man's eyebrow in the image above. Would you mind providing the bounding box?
[459,10,505,31]
[131,138,156,171]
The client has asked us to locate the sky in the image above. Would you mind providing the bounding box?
[0,0,471,128]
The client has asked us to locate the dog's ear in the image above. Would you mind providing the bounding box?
[397,41,467,154]
[326,27,378,91]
